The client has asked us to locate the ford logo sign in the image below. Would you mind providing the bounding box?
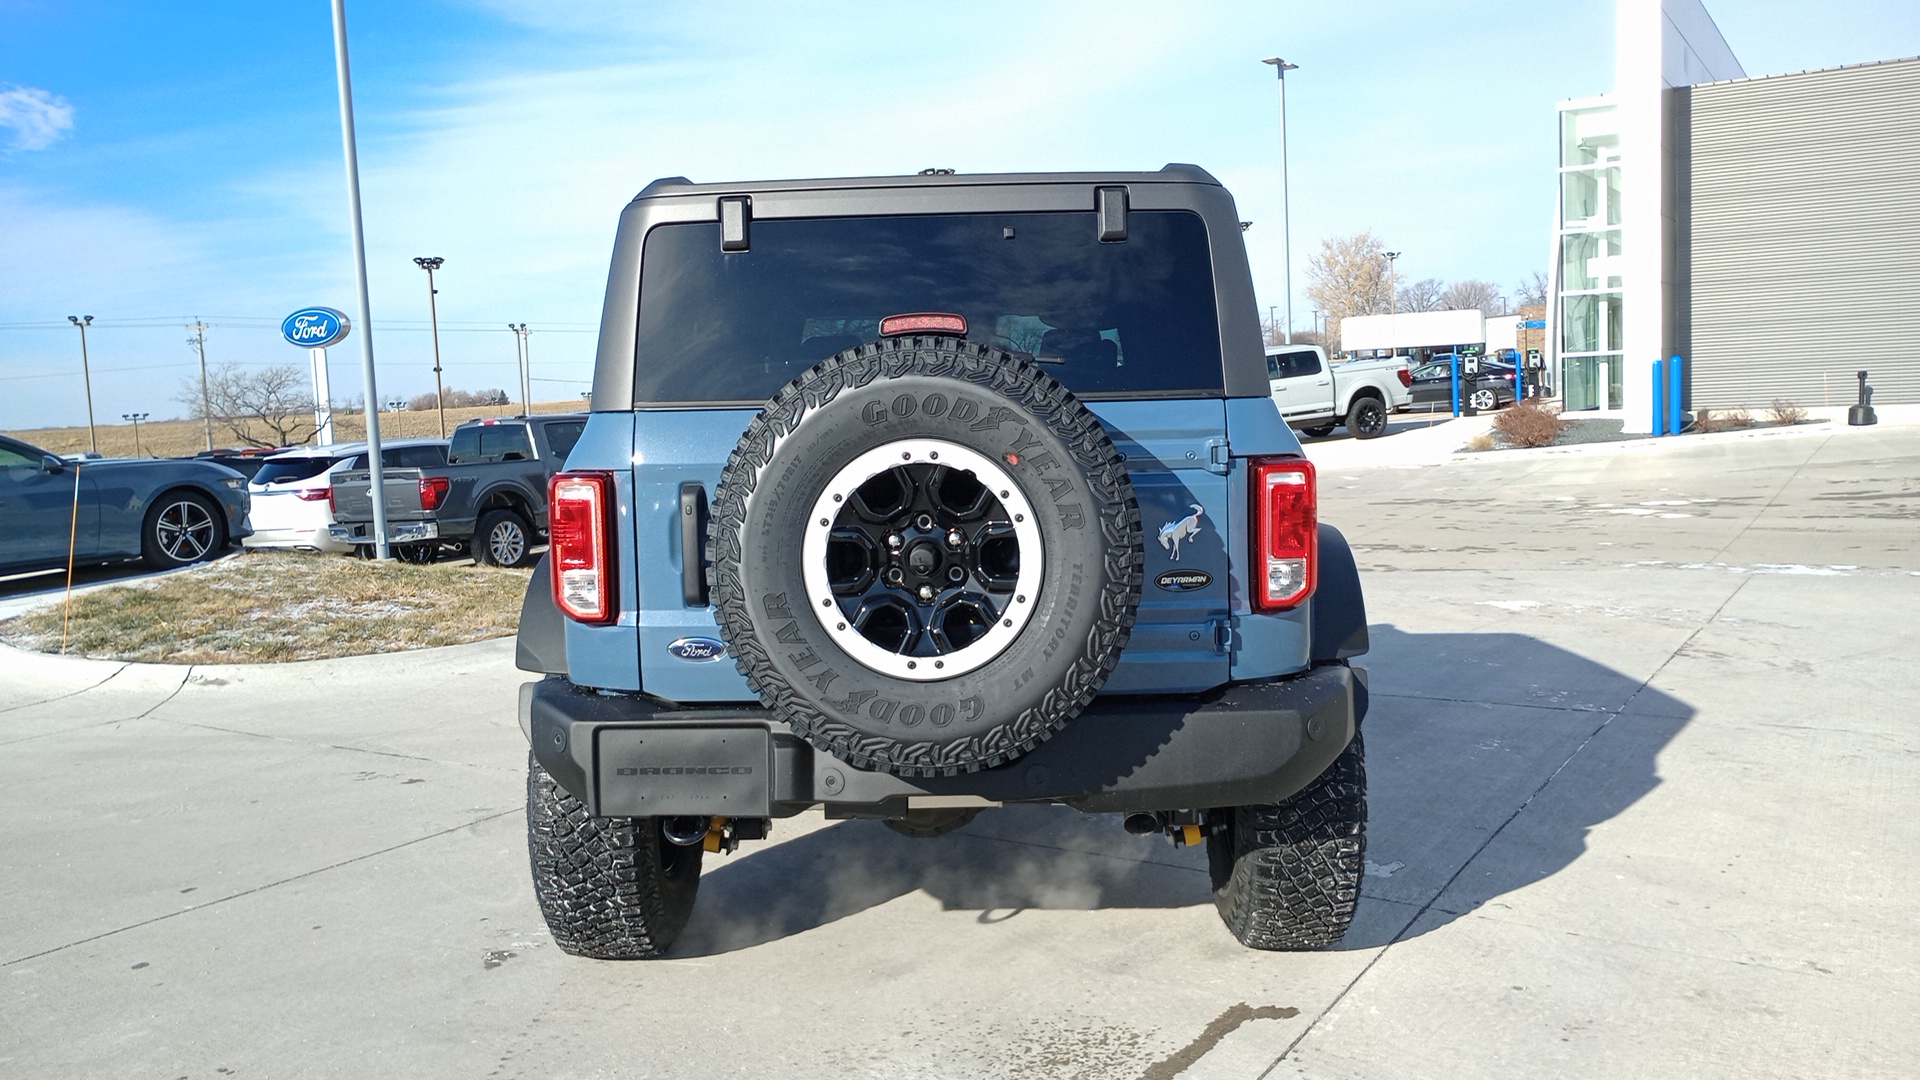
[667,637,728,662]
[281,307,351,349]
[1155,569,1213,592]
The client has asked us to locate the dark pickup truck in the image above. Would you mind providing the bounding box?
[328,414,587,565]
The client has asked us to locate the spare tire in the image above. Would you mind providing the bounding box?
[708,335,1143,777]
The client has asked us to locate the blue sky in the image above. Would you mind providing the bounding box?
[2,0,1915,431]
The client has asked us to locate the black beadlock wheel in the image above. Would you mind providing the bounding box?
[707,335,1144,778]
[1208,730,1368,950]
[526,752,703,959]
[1346,396,1388,439]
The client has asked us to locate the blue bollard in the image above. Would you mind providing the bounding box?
[1652,358,1667,436]
[1450,355,1461,418]
[1669,355,1684,433]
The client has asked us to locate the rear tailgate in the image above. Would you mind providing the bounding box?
[328,468,430,525]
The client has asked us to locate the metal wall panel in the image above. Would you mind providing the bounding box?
[1684,58,1920,409]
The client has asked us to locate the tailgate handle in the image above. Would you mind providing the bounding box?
[680,483,710,607]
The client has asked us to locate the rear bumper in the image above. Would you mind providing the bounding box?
[327,521,440,545]
[521,664,1364,818]
[246,526,350,553]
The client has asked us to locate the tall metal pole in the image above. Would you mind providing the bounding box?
[1264,57,1299,346]
[415,257,447,436]
[67,316,98,454]
[332,0,391,560]
[509,323,530,416]
[1383,250,1401,353]
[189,320,214,451]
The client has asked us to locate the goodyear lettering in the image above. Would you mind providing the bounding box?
[892,393,918,418]
[930,703,955,727]
[948,396,980,423]
[898,703,923,727]
[775,620,807,645]
[764,592,793,620]
[922,393,947,417]
[862,400,889,426]
[869,698,898,723]
[1006,428,1043,456]
[807,667,838,693]
[961,695,983,721]
[788,647,819,669]
[1058,503,1084,530]
[839,688,877,713]
[969,406,1018,433]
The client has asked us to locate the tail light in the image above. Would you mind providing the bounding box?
[419,476,451,511]
[1250,457,1317,611]
[327,487,337,514]
[549,471,616,624]
[1397,369,1412,388]
[297,486,331,503]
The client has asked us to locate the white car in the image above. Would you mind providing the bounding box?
[243,439,449,553]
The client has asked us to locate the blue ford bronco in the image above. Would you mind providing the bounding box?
[514,165,1372,957]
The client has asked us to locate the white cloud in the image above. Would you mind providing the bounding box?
[0,85,75,151]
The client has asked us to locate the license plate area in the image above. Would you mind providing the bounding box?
[595,726,771,817]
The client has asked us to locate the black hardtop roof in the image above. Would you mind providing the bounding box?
[634,163,1220,201]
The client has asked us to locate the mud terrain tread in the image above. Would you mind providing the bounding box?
[1211,731,1367,950]
[706,336,1143,777]
[525,752,701,959]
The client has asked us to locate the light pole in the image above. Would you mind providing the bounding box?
[66,315,98,454]
[414,256,447,436]
[508,323,530,416]
[121,412,149,456]
[1382,251,1402,356]
[1263,56,1299,345]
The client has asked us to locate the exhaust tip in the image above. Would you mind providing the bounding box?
[661,816,711,847]
[1122,812,1159,836]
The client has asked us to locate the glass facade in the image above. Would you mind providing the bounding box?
[1555,101,1624,411]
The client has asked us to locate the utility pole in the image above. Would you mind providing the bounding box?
[509,323,530,416]
[1263,57,1299,345]
[67,315,98,454]
[414,256,448,436]
[189,320,214,451]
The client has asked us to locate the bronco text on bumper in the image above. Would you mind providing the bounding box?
[514,166,1373,958]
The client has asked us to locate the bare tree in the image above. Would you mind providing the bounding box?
[1514,270,1550,307]
[1306,231,1393,350]
[1395,277,1446,313]
[1440,279,1507,314]
[175,363,318,448]
[408,386,512,410]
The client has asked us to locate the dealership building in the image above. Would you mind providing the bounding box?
[1550,0,1919,429]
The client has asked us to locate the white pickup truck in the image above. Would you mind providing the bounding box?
[1266,345,1413,440]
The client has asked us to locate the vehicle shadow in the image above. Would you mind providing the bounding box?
[668,625,1690,957]
[1301,414,1479,444]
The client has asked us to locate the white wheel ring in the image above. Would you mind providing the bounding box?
[799,438,1044,682]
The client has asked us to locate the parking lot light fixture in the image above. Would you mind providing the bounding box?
[120,412,150,456]
[67,315,99,454]
[1382,251,1402,354]
[414,256,448,437]
[1263,57,1299,345]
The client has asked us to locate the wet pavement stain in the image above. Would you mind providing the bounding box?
[1136,1003,1301,1080]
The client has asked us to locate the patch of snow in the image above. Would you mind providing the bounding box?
[1365,860,1405,878]
[1476,600,1541,611]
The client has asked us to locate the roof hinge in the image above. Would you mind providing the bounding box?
[719,195,751,252]
[1096,186,1129,242]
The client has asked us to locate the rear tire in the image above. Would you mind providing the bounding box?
[1208,730,1367,950]
[526,752,703,959]
[475,509,537,568]
[1345,396,1388,439]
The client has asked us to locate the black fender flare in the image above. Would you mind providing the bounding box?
[1312,524,1368,663]
[515,554,568,674]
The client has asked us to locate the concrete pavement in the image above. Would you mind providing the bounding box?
[2,425,1916,1079]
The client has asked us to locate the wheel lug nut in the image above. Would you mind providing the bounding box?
[946,529,963,549]
[918,584,935,602]
[887,533,903,551]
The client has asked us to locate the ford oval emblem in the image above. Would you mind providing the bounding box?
[1155,569,1213,593]
[281,307,351,349]
[667,637,729,662]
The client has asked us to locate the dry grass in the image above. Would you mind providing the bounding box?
[1490,397,1568,448]
[4,399,586,459]
[1695,407,1754,433]
[0,550,531,664]
[1465,432,1496,452]
[1768,399,1808,425]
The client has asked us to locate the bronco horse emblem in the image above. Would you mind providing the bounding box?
[1158,504,1205,561]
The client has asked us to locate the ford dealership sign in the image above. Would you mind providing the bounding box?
[281,307,351,348]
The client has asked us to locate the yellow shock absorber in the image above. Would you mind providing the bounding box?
[1181,824,1203,848]
[703,816,729,853]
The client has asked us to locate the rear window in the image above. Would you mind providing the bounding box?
[254,457,339,485]
[449,425,534,464]
[1267,350,1322,380]
[344,445,448,470]
[543,421,585,463]
[632,211,1223,405]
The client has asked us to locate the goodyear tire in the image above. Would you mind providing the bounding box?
[526,752,702,959]
[708,335,1143,777]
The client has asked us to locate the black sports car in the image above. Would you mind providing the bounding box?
[0,434,252,574]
